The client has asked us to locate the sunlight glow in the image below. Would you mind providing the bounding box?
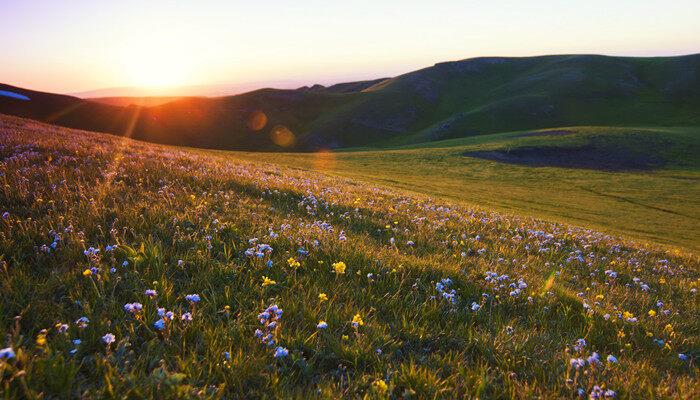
[121,48,191,89]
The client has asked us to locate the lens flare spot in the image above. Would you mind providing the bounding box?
[270,125,295,147]
[247,111,267,131]
[312,149,337,171]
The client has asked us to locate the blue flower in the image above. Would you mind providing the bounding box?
[185,294,201,303]
[223,351,231,361]
[145,289,157,298]
[606,355,618,363]
[153,319,166,330]
[317,321,328,329]
[0,347,15,359]
[679,353,689,361]
[181,312,193,321]
[274,346,289,358]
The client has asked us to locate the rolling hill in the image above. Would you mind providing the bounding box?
[1,54,699,151]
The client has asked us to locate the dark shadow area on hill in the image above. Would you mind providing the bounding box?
[463,144,666,171]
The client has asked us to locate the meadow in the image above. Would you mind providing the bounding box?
[235,126,700,252]
[0,115,698,398]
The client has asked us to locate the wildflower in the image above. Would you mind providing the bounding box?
[574,338,587,352]
[153,318,166,330]
[145,289,157,298]
[75,317,89,329]
[351,313,364,328]
[471,302,481,311]
[318,293,328,302]
[317,320,328,329]
[181,312,193,321]
[177,260,184,267]
[274,346,289,358]
[1,212,9,219]
[0,347,15,359]
[607,355,618,363]
[261,276,276,287]
[55,323,69,333]
[102,333,115,345]
[223,351,231,361]
[82,269,92,277]
[372,379,388,394]
[678,353,689,361]
[185,294,201,303]
[158,307,166,317]
[570,358,586,370]
[332,261,346,275]
[36,331,47,346]
[587,352,601,365]
[123,302,143,314]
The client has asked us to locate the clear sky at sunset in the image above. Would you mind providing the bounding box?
[2,0,699,95]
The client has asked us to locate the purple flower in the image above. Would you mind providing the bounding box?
[102,333,115,345]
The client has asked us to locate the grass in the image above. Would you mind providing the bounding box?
[0,115,698,398]
[233,126,700,252]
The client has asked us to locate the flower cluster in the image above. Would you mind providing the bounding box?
[255,304,283,349]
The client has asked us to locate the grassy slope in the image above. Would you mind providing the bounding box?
[233,126,700,252]
[0,116,698,398]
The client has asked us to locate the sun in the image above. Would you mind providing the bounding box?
[120,46,191,90]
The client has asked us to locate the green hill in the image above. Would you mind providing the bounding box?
[2,54,699,150]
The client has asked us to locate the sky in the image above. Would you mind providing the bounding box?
[2,0,699,95]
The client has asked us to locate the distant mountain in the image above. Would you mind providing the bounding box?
[88,96,194,107]
[2,54,699,150]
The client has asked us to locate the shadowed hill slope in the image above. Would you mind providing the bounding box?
[2,54,699,150]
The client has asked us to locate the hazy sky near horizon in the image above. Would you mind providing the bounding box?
[2,0,699,94]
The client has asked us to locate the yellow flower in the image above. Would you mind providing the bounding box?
[372,379,388,394]
[595,294,604,300]
[82,269,92,277]
[342,334,349,340]
[659,277,666,284]
[332,261,346,275]
[318,293,328,302]
[352,313,364,327]
[664,324,674,333]
[36,332,47,346]
[287,257,300,269]
[261,276,276,287]
[617,330,626,339]
[648,310,656,317]
[623,311,634,320]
